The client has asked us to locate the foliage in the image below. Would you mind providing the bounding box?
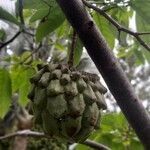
[0,7,20,25]
[0,68,12,117]
[76,113,143,150]
[0,0,149,149]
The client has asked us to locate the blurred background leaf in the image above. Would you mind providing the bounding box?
[0,68,12,118]
[0,7,20,25]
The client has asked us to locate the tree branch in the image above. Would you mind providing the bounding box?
[22,30,35,37]
[0,130,111,150]
[18,0,25,25]
[68,29,77,67]
[56,0,150,149]
[83,139,111,150]
[0,29,35,51]
[136,32,150,35]
[0,31,21,50]
[82,0,150,51]
[0,130,48,140]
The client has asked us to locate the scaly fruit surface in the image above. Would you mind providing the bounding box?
[28,63,107,142]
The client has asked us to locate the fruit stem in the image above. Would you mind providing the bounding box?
[68,29,77,68]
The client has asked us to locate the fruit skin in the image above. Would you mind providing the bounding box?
[28,63,107,142]
[38,72,50,87]
[42,110,60,136]
[47,80,64,96]
[47,95,68,119]
[83,84,97,105]
[68,94,85,118]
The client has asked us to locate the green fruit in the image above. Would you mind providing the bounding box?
[95,81,107,94]
[28,63,107,142]
[30,69,44,83]
[94,112,101,129]
[95,91,107,110]
[42,110,59,136]
[68,94,85,118]
[38,72,50,87]
[82,103,99,127]
[32,104,43,124]
[60,116,82,138]
[50,69,62,79]
[27,85,35,101]
[74,125,94,142]
[71,71,81,81]
[47,80,64,96]
[64,81,78,99]
[83,84,96,105]
[77,78,87,93]
[89,81,97,91]
[34,87,46,108]
[60,74,71,85]
[47,95,68,118]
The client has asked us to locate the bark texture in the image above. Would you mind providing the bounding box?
[56,0,150,149]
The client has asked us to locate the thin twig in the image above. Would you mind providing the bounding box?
[83,139,111,150]
[137,32,150,35]
[0,28,36,51]
[0,31,22,50]
[18,0,25,25]
[20,43,42,65]
[0,130,111,150]
[0,130,48,140]
[41,0,53,20]
[23,30,35,37]
[68,29,77,67]
[82,0,150,51]
[102,6,117,12]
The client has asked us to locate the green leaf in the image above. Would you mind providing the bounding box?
[19,68,35,106]
[101,113,127,130]
[76,144,90,150]
[134,48,145,64]
[35,6,65,42]
[88,113,142,150]
[93,12,115,49]
[130,0,150,49]
[23,0,46,9]
[11,65,22,92]
[130,0,150,24]
[76,112,142,150]
[0,7,20,25]
[30,8,49,22]
[0,68,12,118]
[109,7,131,47]
[136,15,150,45]
[56,21,70,38]
[11,65,35,106]
[74,38,83,66]
[23,0,56,9]
[55,43,66,51]
[0,29,6,41]
[143,49,150,63]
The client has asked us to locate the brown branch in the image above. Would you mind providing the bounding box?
[137,32,150,35]
[0,130,48,140]
[18,0,25,25]
[82,139,111,150]
[82,0,150,51]
[102,6,117,12]
[22,30,35,37]
[0,31,21,50]
[0,130,111,150]
[56,0,150,149]
[68,29,77,67]
[0,28,34,51]
[19,43,42,65]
